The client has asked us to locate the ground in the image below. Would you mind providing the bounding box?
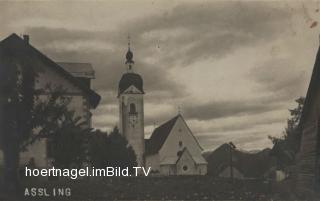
[0,176,314,201]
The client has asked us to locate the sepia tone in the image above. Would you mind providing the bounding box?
[0,0,320,200]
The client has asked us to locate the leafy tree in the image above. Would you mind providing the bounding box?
[89,127,137,172]
[47,110,91,169]
[0,57,38,194]
[0,57,75,194]
[269,97,304,168]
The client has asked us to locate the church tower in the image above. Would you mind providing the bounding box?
[118,39,145,166]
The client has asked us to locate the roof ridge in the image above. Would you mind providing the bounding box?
[0,33,100,108]
[145,115,180,155]
[300,46,320,125]
[176,147,192,164]
[154,114,180,131]
[57,62,92,65]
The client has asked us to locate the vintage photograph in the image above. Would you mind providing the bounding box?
[0,0,319,200]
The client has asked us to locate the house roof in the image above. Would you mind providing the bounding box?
[57,62,95,79]
[300,46,320,125]
[145,115,180,155]
[0,33,101,108]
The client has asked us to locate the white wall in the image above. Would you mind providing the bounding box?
[147,116,207,175]
[145,154,160,173]
[176,150,197,175]
[20,139,47,168]
[119,86,145,167]
[19,64,91,168]
[159,116,205,164]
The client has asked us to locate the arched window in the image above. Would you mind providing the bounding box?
[129,103,137,115]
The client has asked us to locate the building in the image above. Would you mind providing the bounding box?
[118,44,145,167]
[145,115,207,175]
[296,45,320,195]
[0,33,101,168]
[218,165,244,179]
[117,43,207,174]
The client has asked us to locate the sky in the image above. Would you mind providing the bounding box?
[1,0,320,151]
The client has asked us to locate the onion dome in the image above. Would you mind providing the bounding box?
[126,48,134,65]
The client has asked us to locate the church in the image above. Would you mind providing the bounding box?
[117,42,207,175]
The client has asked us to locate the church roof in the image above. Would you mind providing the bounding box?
[0,33,101,108]
[118,72,144,95]
[145,115,180,155]
[176,147,207,164]
[57,62,95,79]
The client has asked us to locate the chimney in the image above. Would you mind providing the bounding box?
[23,34,29,44]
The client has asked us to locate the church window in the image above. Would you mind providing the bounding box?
[179,141,183,147]
[129,103,137,115]
[183,165,188,171]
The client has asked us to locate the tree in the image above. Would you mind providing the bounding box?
[269,97,304,168]
[0,57,75,195]
[89,127,137,172]
[47,110,91,169]
[0,57,37,194]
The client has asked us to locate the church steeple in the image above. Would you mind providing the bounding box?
[118,35,145,167]
[125,35,134,71]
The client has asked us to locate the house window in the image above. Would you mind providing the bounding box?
[129,103,137,115]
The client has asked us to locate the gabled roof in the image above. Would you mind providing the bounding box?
[0,33,100,108]
[300,46,320,125]
[57,62,95,79]
[176,147,207,165]
[160,147,207,165]
[160,148,191,165]
[145,115,180,155]
[145,114,204,155]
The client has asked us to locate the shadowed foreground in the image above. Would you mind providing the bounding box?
[0,176,313,201]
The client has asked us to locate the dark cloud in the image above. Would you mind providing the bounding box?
[24,26,186,107]
[249,58,309,100]
[22,1,293,110]
[182,97,285,121]
[0,1,305,150]
[24,27,107,45]
[197,130,271,151]
[120,1,292,66]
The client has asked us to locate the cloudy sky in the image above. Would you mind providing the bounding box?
[1,0,320,151]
